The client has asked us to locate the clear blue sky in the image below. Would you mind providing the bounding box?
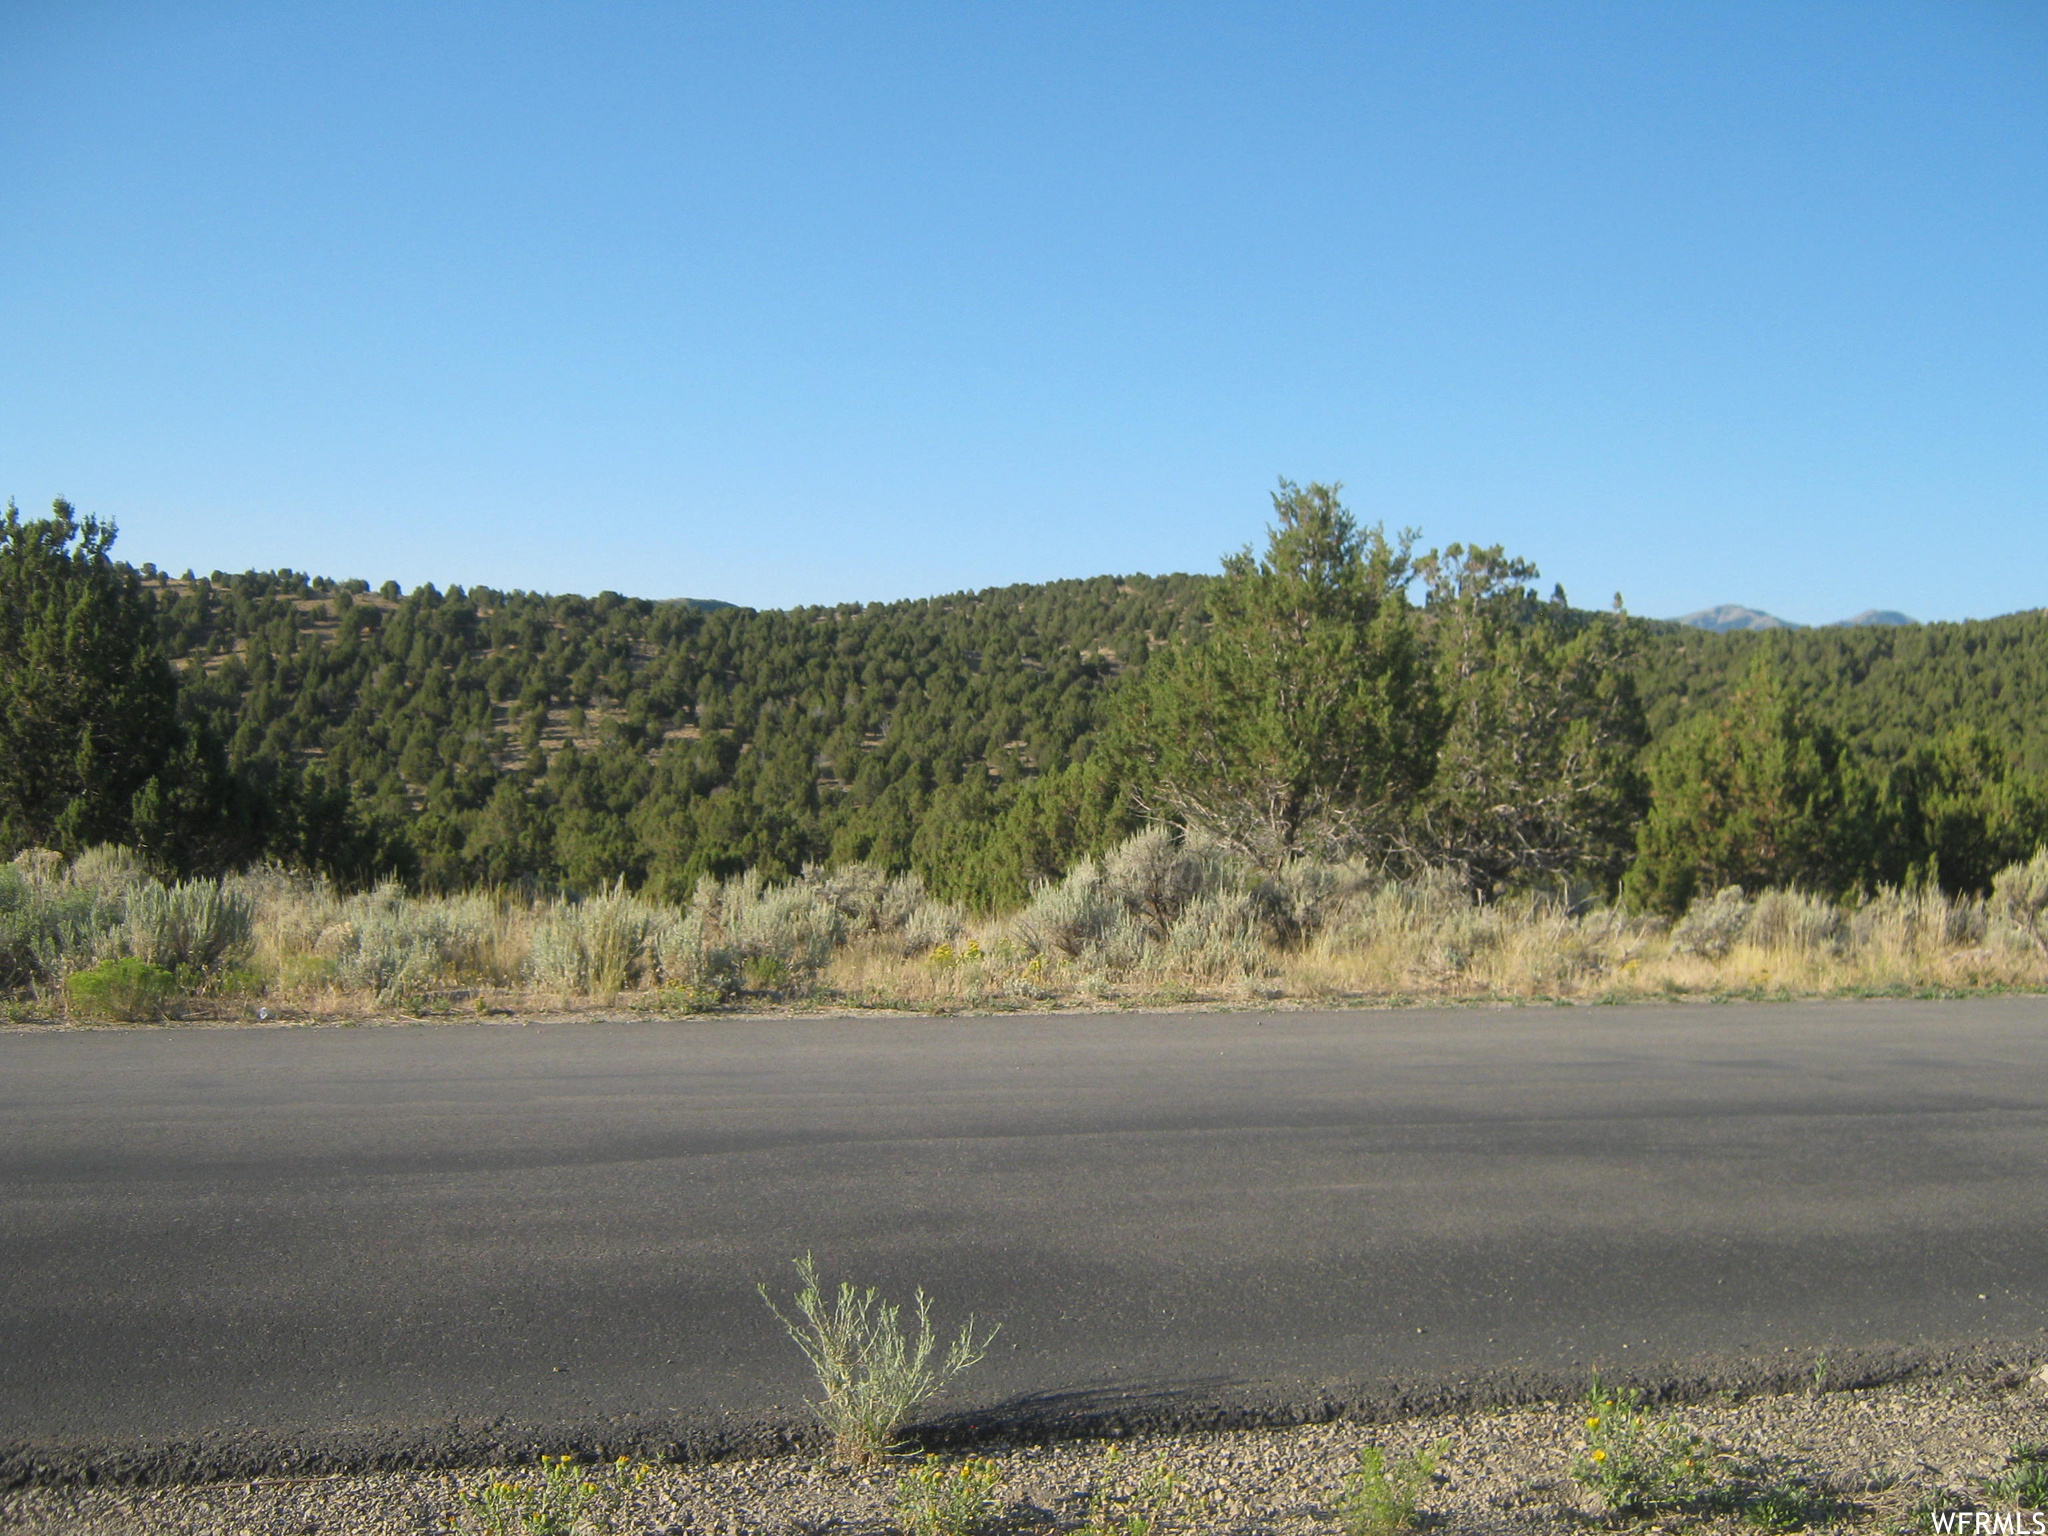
[4,2,2043,622]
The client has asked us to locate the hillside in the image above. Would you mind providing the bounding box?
[134,557,2048,902]
[1634,612,2048,772]
[149,565,1206,901]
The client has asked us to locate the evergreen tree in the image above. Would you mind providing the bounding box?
[1624,656,1871,913]
[1881,727,2048,895]
[1409,553,1648,891]
[0,500,184,855]
[1103,482,1436,865]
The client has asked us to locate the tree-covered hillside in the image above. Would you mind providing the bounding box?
[138,552,2048,905]
[9,494,2048,911]
[1635,615,2048,772]
[151,561,1206,903]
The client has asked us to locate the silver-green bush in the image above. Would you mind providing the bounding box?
[122,878,254,973]
[1671,885,1752,959]
[1993,848,2048,956]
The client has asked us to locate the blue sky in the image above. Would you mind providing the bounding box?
[3,2,2043,622]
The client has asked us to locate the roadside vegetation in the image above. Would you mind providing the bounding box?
[16,1375,2042,1534]
[6,836,2048,1022]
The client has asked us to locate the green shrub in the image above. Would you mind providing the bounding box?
[894,1456,1004,1536]
[741,951,794,993]
[1337,1439,1448,1536]
[66,957,181,1021]
[759,1254,997,1465]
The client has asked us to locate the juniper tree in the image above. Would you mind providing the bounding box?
[0,500,183,855]
[1103,481,1438,866]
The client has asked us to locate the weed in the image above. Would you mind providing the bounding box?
[1984,1442,2048,1508]
[894,1455,1005,1536]
[1338,1439,1448,1536]
[759,1254,997,1464]
[648,982,722,1014]
[458,1453,651,1536]
[742,952,795,993]
[64,957,181,1021]
[1078,1447,1180,1536]
[1889,1485,1955,1534]
[1570,1380,1716,1517]
[1732,1477,1848,1530]
[205,965,265,999]
[1808,1350,1831,1397]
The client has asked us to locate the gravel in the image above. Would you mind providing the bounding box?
[7,1377,2046,1536]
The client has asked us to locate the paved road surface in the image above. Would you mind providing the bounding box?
[3,1000,2046,1475]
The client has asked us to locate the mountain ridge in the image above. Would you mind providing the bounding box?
[1673,604,1918,632]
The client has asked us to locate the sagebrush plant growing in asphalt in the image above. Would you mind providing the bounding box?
[458,1453,652,1536]
[759,1254,997,1464]
[1337,1438,1448,1536]
[893,1455,1005,1536]
[1570,1381,1716,1516]
[1078,1447,1181,1536]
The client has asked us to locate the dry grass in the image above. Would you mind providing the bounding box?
[6,837,2047,1023]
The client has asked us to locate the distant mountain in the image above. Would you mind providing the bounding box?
[1673,604,1801,632]
[1825,609,1917,628]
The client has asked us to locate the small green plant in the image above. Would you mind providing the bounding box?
[894,1455,1004,1536]
[64,956,181,1021]
[459,1453,652,1536]
[760,1254,998,1464]
[1983,1442,2048,1508]
[1337,1438,1448,1536]
[201,965,265,1003]
[743,952,794,992]
[1570,1380,1716,1517]
[1733,1476,1847,1531]
[651,981,723,1014]
[1078,1447,1180,1536]
[1807,1350,1831,1397]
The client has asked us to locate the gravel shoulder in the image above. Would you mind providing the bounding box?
[8,1379,2047,1536]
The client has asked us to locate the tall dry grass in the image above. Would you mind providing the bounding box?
[6,835,2048,1020]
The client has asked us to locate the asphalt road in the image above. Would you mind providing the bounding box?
[4,999,2047,1477]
